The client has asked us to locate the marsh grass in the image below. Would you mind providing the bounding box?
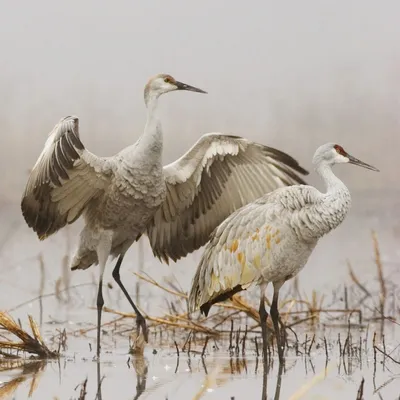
[0,312,58,359]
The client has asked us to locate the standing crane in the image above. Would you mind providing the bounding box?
[189,143,378,371]
[21,74,309,358]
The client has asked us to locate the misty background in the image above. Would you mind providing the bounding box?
[0,0,399,204]
[0,1,399,310]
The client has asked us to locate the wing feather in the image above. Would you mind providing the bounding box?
[21,116,113,239]
[147,133,309,262]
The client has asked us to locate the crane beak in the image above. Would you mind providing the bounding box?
[347,154,379,172]
[175,81,207,94]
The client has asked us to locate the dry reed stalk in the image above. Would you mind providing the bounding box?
[38,254,45,327]
[347,261,372,298]
[61,254,71,303]
[230,295,261,323]
[372,231,386,337]
[356,378,365,400]
[102,307,218,335]
[164,313,217,333]
[0,312,58,358]
[62,228,72,303]
[134,272,186,299]
[311,290,318,327]
[78,377,88,400]
[54,278,63,302]
[77,315,126,335]
[8,282,95,313]
[373,344,400,365]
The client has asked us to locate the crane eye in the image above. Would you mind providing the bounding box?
[164,77,171,83]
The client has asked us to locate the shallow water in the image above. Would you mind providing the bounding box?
[1,191,400,399]
[1,342,399,399]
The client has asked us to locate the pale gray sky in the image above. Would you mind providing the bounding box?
[1,0,399,202]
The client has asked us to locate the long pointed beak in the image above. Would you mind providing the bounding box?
[175,81,207,94]
[348,154,379,172]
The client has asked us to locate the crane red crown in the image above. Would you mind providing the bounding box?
[334,144,346,156]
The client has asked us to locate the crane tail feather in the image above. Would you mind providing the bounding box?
[199,284,244,316]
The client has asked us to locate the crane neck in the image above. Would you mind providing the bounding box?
[315,162,346,194]
[310,161,351,235]
[136,93,163,159]
[289,161,352,242]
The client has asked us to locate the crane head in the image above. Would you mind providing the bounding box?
[144,74,207,103]
[312,143,379,171]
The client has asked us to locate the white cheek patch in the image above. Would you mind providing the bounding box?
[332,149,349,164]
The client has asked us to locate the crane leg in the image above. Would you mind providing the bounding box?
[112,255,148,342]
[259,284,269,400]
[96,233,112,359]
[96,272,104,359]
[271,281,285,365]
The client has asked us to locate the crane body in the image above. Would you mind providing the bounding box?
[70,142,166,271]
[189,143,379,372]
[192,179,351,314]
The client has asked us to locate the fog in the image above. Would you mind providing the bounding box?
[1,0,399,203]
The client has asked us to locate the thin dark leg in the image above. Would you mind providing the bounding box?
[96,358,103,400]
[270,288,285,365]
[112,255,148,342]
[259,290,269,400]
[96,277,104,359]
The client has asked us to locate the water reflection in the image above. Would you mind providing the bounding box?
[96,361,103,400]
[273,362,284,400]
[0,360,46,398]
[131,355,149,400]
[95,354,149,400]
[0,329,399,399]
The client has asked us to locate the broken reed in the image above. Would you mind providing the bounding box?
[0,312,58,359]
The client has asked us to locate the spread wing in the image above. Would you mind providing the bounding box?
[147,133,308,262]
[21,116,113,239]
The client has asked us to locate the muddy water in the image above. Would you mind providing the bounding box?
[0,190,400,399]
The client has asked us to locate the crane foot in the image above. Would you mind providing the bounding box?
[136,314,148,343]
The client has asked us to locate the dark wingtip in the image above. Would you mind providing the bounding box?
[199,285,244,318]
[262,146,309,178]
[200,303,211,317]
[296,166,310,176]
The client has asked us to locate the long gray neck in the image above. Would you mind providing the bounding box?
[135,93,163,160]
[313,162,352,235]
[293,162,352,241]
[316,162,347,194]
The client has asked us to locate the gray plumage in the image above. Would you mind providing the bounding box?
[21,73,309,356]
[188,142,378,364]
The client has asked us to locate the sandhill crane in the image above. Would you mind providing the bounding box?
[21,73,309,358]
[189,143,378,370]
